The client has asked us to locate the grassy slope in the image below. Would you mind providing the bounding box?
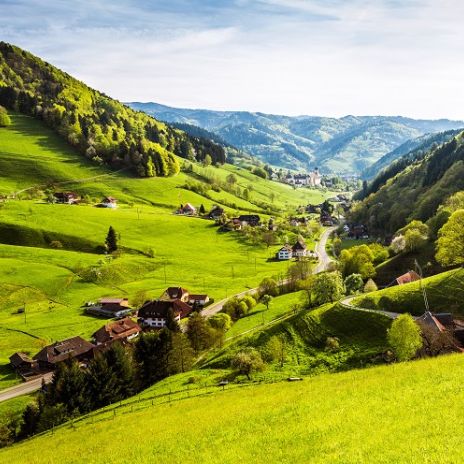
[353,267,464,316]
[3,354,464,463]
[0,113,333,387]
[205,301,390,376]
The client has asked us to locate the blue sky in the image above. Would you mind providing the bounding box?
[1,0,463,119]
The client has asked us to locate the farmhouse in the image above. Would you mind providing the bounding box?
[208,205,224,219]
[276,244,293,261]
[160,287,190,303]
[138,299,192,328]
[396,270,421,286]
[33,336,94,371]
[86,297,133,318]
[188,294,210,306]
[100,196,118,208]
[238,215,260,227]
[292,238,308,258]
[53,192,80,204]
[92,317,141,345]
[9,352,38,377]
[178,203,197,215]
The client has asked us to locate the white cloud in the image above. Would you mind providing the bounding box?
[1,0,464,119]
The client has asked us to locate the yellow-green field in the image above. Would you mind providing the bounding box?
[0,113,333,388]
[3,354,464,463]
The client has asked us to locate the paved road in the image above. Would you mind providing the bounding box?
[0,372,54,403]
[339,295,401,319]
[202,226,337,319]
[314,226,337,273]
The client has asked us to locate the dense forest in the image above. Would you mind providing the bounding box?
[0,42,225,177]
[350,131,464,235]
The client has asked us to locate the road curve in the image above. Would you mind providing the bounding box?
[314,226,337,273]
[0,372,54,403]
[339,295,401,319]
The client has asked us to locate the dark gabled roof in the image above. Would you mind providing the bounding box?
[164,287,189,300]
[92,318,141,344]
[9,352,34,367]
[34,336,94,364]
[292,239,307,251]
[418,311,446,333]
[238,215,260,222]
[138,299,192,319]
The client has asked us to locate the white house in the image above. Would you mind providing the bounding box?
[138,299,192,328]
[276,245,293,260]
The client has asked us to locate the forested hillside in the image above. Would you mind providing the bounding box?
[350,131,464,235]
[128,101,464,173]
[360,129,461,180]
[0,42,225,177]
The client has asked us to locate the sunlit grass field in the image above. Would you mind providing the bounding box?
[3,354,464,463]
[353,267,464,316]
[0,113,333,388]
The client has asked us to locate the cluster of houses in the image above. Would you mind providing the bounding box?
[10,287,209,380]
[53,192,118,209]
[342,223,369,239]
[283,169,322,188]
[276,238,316,261]
[175,203,262,230]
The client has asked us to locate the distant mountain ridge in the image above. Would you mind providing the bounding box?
[128,102,464,174]
[361,129,463,180]
[351,130,464,235]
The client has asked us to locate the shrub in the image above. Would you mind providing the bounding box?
[364,278,378,293]
[231,349,265,379]
[387,314,422,361]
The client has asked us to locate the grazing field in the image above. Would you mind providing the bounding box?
[204,301,391,376]
[0,113,334,388]
[3,354,464,463]
[353,267,464,316]
[225,291,305,339]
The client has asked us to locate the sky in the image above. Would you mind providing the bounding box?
[1,0,464,119]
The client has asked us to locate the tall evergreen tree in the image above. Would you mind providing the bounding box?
[105,226,118,253]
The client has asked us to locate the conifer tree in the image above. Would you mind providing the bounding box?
[105,226,118,253]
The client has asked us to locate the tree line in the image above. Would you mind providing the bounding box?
[0,42,225,178]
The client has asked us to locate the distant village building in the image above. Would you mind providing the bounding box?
[100,196,118,208]
[138,299,192,328]
[86,297,133,318]
[276,245,293,261]
[33,336,94,371]
[292,238,308,258]
[237,215,260,227]
[9,352,38,378]
[208,205,224,219]
[92,318,141,345]
[285,169,322,188]
[53,192,80,204]
[178,203,197,215]
[160,287,190,303]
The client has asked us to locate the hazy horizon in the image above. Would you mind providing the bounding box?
[2,0,464,119]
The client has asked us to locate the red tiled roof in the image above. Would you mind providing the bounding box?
[92,318,141,344]
[396,270,421,285]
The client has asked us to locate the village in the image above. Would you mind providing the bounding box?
[9,286,211,381]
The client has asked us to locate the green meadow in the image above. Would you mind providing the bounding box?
[353,267,464,316]
[3,354,464,463]
[0,113,333,387]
